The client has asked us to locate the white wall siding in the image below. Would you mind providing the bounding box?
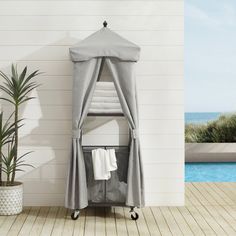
[0,31,184,46]
[0,0,184,206]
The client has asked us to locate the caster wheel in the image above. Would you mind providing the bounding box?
[131,212,139,221]
[71,210,80,220]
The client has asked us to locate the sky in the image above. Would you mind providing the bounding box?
[185,0,236,112]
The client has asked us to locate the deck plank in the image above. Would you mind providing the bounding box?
[219,183,236,204]
[0,215,7,230]
[205,205,236,235]
[184,194,192,206]
[185,184,202,206]
[160,206,183,236]
[214,205,236,232]
[196,205,226,235]
[105,207,117,236]
[62,209,75,236]
[0,214,17,236]
[95,207,106,236]
[39,206,58,236]
[1,183,236,236]
[200,183,228,206]
[186,206,216,235]
[223,205,236,220]
[30,207,50,236]
[18,206,40,236]
[7,207,31,236]
[142,207,161,236]
[51,207,67,236]
[73,209,86,236]
[169,207,194,236]
[193,183,218,205]
[187,183,210,206]
[177,207,205,236]
[114,207,128,236]
[151,207,172,236]
[135,208,150,236]
[124,207,139,236]
[207,183,235,205]
[84,207,95,236]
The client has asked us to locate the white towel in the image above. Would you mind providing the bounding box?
[89,81,123,115]
[91,96,120,103]
[93,90,117,97]
[88,108,123,114]
[90,102,121,109]
[105,149,117,172]
[92,148,117,180]
[92,149,109,180]
[95,81,116,90]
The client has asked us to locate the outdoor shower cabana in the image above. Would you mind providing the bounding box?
[65,22,144,220]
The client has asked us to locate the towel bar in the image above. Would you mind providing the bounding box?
[87,113,124,116]
[82,145,129,152]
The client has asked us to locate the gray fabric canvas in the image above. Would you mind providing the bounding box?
[65,27,144,210]
[70,27,140,62]
[65,58,102,209]
[106,58,144,207]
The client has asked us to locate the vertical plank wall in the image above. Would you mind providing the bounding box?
[0,1,184,206]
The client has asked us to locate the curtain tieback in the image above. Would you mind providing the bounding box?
[72,128,82,139]
[131,129,138,139]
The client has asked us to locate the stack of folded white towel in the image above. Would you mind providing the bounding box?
[92,148,117,180]
[89,82,122,114]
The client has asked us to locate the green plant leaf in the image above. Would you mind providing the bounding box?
[19,66,27,84]
[0,97,15,105]
[0,85,14,97]
[19,96,36,105]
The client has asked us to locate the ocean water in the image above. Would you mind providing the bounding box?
[185,112,221,124]
[185,163,236,182]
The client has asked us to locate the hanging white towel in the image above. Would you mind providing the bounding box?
[92,148,117,180]
[92,149,110,180]
[105,149,117,172]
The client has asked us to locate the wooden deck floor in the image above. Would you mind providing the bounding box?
[1,183,236,235]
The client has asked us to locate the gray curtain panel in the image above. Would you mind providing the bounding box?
[65,58,102,209]
[65,27,144,210]
[106,58,144,207]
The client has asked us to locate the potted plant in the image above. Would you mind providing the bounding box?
[0,65,40,215]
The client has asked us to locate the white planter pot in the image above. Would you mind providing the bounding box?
[0,182,23,215]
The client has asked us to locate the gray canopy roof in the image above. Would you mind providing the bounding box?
[70,27,140,62]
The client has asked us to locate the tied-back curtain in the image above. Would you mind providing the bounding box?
[106,58,145,207]
[65,58,102,209]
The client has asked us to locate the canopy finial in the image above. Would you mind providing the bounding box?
[103,21,108,27]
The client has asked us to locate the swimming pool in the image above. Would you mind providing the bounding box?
[185,163,236,182]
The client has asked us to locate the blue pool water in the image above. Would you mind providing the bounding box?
[185,163,236,182]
